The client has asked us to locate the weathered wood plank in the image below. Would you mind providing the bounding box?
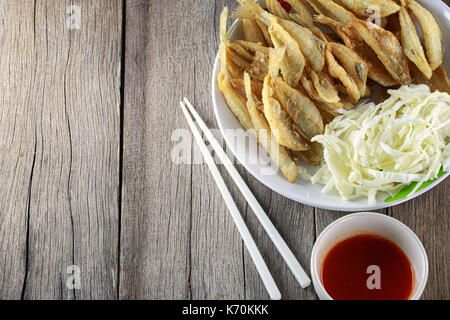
[0,0,122,299]
[241,179,316,299]
[389,179,450,300]
[120,0,316,299]
[0,0,37,300]
[188,0,315,300]
[120,0,197,299]
[121,0,450,300]
[0,0,448,301]
[189,0,247,299]
[59,0,122,300]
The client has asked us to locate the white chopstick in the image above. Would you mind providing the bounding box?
[183,97,311,289]
[180,101,281,300]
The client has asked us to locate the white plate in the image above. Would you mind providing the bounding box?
[211,0,450,211]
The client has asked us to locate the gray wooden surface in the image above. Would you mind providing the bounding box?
[0,0,448,300]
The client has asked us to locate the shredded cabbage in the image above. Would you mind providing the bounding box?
[311,85,450,203]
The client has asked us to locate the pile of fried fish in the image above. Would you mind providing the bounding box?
[217,0,449,183]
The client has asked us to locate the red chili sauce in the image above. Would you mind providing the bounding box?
[277,0,292,12]
[321,234,414,300]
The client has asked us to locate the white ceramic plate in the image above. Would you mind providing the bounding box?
[211,0,450,211]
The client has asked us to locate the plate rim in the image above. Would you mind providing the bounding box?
[210,0,450,211]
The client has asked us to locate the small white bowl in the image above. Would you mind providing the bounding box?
[310,212,428,300]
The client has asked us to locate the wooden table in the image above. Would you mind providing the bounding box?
[0,0,448,300]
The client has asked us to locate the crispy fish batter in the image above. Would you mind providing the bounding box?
[227,41,272,82]
[285,0,314,28]
[218,73,254,131]
[411,64,450,94]
[314,14,364,45]
[229,41,254,61]
[218,8,254,131]
[314,14,360,55]
[268,22,305,87]
[338,83,372,98]
[311,27,329,43]
[233,39,269,54]
[406,0,443,71]
[226,58,245,79]
[247,49,270,82]
[267,0,291,20]
[272,79,324,139]
[263,83,310,150]
[325,44,361,102]
[278,19,326,72]
[350,19,411,85]
[352,42,399,86]
[234,0,273,25]
[230,40,271,81]
[300,76,322,102]
[263,47,310,151]
[337,0,400,18]
[339,94,356,110]
[298,141,323,166]
[230,78,264,101]
[219,10,245,80]
[314,11,381,85]
[243,73,299,182]
[227,46,251,70]
[233,0,325,72]
[314,103,339,124]
[296,86,338,124]
[309,69,340,104]
[231,41,270,82]
[329,42,368,97]
[300,75,344,110]
[305,0,355,24]
[242,19,266,44]
[399,5,432,79]
[255,21,274,47]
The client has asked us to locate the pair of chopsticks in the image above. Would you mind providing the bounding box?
[180,98,311,300]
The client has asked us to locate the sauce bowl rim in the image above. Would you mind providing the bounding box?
[310,212,429,300]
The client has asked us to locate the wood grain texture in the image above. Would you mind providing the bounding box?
[0,0,121,299]
[119,0,195,299]
[242,183,316,299]
[119,0,313,300]
[184,0,246,300]
[0,0,448,300]
[389,180,450,300]
[119,0,449,300]
[0,0,37,299]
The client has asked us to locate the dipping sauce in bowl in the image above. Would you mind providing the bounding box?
[311,212,428,300]
[321,234,414,300]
